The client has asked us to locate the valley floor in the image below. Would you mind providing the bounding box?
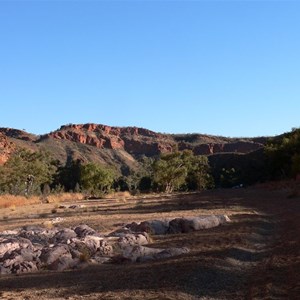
[0,187,299,299]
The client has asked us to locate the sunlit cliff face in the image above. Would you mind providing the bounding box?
[0,132,15,165]
[0,123,265,166]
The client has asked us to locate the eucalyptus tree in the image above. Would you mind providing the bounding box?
[153,150,212,193]
[80,163,116,196]
[0,149,57,195]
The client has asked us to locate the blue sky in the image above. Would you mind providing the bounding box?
[0,0,299,137]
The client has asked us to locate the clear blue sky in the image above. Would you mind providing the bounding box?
[0,0,299,137]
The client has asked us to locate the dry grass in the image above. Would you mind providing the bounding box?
[46,192,83,203]
[0,192,84,209]
[42,220,54,229]
[103,191,132,200]
[0,194,39,209]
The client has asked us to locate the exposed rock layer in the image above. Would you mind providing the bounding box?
[0,132,15,165]
[41,123,265,156]
[0,215,230,274]
[0,123,266,168]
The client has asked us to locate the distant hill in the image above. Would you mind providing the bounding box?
[0,123,268,175]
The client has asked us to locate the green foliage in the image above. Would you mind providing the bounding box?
[125,171,142,192]
[186,155,214,190]
[0,150,116,197]
[264,128,300,179]
[153,150,213,193]
[113,176,129,192]
[54,159,81,192]
[139,156,155,177]
[80,162,116,196]
[153,151,188,193]
[113,156,155,193]
[138,176,152,192]
[291,153,300,177]
[220,168,238,188]
[0,149,58,195]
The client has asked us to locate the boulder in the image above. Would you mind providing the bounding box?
[47,256,79,271]
[125,219,171,235]
[81,235,113,256]
[0,237,33,257]
[138,247,190,262]
[118,232,150,248]
[19,226,58,245]
[125,221,153,234]
[40,244,72,266]
[10,261,38,274]
[0,229,20,236]
[168,215,230,234]
[108,227,132,237]
[121,245,163,262]
[74,224,96,237]
[147,219,171,235]
[120,245,190,262]
[0,216,230,273]
[98,239,114,256]
[0,246,40,274]
[0,238,22,257]
[126,215,230,235]
[51,228,77,243]
[2,248,36,263]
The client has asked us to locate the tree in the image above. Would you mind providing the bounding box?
[0,149,57,195]
[186,155,213,190]
[126,171,142,192]
[153,151,187,193]
[264,128,300,180]
[113,176,129,192]
[80,163,115,196]
[54,159,81,192]
[220,168,238,188]
[153,150,214,193]
[291,153,300,177]
[113,156,155,193]
[138,176,152,192]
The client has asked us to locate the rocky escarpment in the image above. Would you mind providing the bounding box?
[0,132,15,165]
[0,128,38,165]
[178,141,263,155]
[39,123,175,157]
[0,128,36,142]
[38,123,265,158]
[0,123,267,172]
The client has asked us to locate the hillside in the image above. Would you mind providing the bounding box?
[0,123,266,174]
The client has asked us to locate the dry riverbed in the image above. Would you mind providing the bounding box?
[0,187,299,299]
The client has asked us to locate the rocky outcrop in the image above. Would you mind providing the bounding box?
[0,215,230,274]
[167,215,230,233]
[179,141,264,155]
[0,128,36,142]
[39,123,176,156]
[0,123,266,171]
[126,215,230,235]
[37,123,264,158]
[0,132,15,165]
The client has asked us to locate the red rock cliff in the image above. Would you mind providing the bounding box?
[40,123,175,156]
[0,132,15,165]
[38,123,265,157]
